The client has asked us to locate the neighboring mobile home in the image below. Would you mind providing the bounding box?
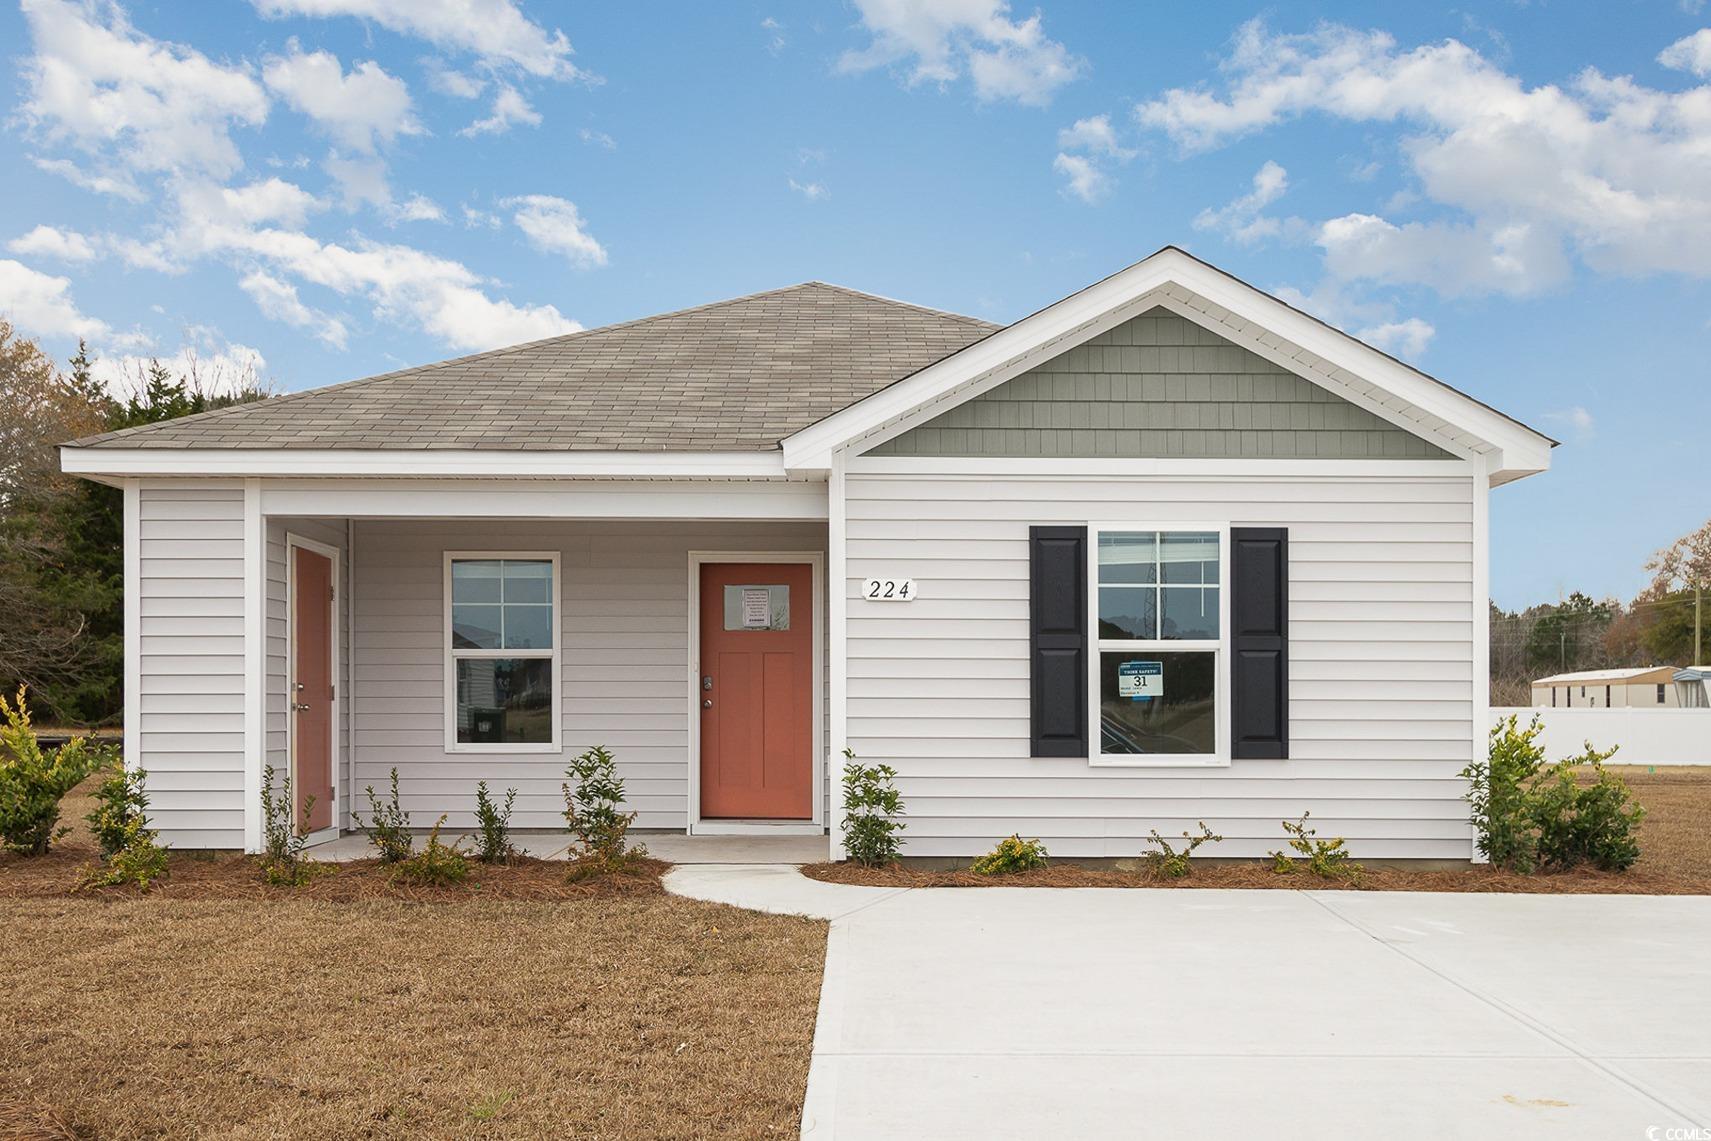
[1532,666,1683,708]
[61,248,1555,861]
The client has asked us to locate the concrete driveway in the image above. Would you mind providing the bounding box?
[666,867,1711,1140]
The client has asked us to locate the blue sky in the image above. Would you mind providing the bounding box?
[2,1,1708,608]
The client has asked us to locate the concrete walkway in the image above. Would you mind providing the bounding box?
[665,866,1711,1140]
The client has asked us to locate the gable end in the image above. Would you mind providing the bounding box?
[863,307,1454,460]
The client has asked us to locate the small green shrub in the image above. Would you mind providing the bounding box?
[1528,746,1644,872]
[473,780,518,864]
[971,834,1049,875]
[0,687,111,855]
[1464,715,1548,871]
[1271,812,1360,881]
[81,819,171,890]
[391,815,470,886]
[1463,717,1644,873]
[260,764,318,886]
[353,767,413,863]
[87,760,151,858]
[1143,822,1223,878]
[840,749,905,867]
[563,745,644,866]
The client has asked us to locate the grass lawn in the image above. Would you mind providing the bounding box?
[0,782,828,1139]
[806,765,1711,894]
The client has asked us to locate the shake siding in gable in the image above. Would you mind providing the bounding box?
[350,518,827,831]
[843,471,1479,860]
[868,308,1455,460]
[135,483,247,848]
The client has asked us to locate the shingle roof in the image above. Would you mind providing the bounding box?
[70,282,999,452]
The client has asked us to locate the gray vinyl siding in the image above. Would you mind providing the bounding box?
[265,519,349,825]
[135,482,246,848]
[843,470,1479,861]
[868,307,1454,459]
[350,518,828,831]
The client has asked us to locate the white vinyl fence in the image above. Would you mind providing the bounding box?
[1491,708,1711,766]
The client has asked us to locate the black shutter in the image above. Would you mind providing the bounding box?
[1231,527,1288,759]
[1030,525,1087,757]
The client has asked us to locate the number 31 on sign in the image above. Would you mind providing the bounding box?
[862,577,917,601]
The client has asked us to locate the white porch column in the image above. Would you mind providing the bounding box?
[827,449,848,860]
[122,481,140,774]
[242,478,266,853]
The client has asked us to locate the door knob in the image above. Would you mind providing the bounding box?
[293,702,311,712]
[702,698,713,709]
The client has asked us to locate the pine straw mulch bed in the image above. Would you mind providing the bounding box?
[0,785,827,1139]
[806,765,1711,896]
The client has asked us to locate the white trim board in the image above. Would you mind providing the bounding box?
[784,247,1554,483]
[285,532,343,839]
[686,550,827,837]
[122,481,140,774]
[62,448,790,480]
[259,479,827,520]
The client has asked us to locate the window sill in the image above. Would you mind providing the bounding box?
[1089,754,1230,769]
[447,743,564,755]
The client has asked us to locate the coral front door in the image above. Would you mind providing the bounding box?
[698,562,813,820]
[291,545,335,833]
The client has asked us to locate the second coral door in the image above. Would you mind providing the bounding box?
[698,562,813,820]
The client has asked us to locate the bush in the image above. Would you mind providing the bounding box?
[563,745,644,867]
[0,687,111,855]
[1143,822,1223,878]
[970,834,1049,875]
[1463,717,1644,873]
[1271,812,1360,881]
[840,749,905,867]
[391,815,470,886]
[260,764,318,886]
[1464,715,1548,871]
[353,767,413,863]
[87,759,151,858]
[1529,747,1644,872]
[473,780,518,864]
[78,761,170,890]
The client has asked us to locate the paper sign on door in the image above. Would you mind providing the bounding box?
[741,588,771,628]
[1118,660,1163,701]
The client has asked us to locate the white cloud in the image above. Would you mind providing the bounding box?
[19,0,269,179]
[108,236,185,275]
[1659,28,1711,77]
[387,194,446,224]
[503,196,607,267]
[0,258,148,347]
[1052,152,1108,204]
[787,177,828,201]
[1053,114,1133,202]
[427,63,486,99]
[1356,316,1435,359]
[460,86,541,136]
[1193,160,1301,244]
[323,152,392,209]
[839,0,1083,105]
[1543,404,1596,442]
[762,16,786,54]
[250,0,587,80]
[8,225,99,263]
[29,155,144,201]
[263,47,422,152]
[88,338,269,403]
[1316,213,1569,296]
[579,127,616,149]
[239,268,349,348]
[1135,19,1711,292]
[178,177,323,229]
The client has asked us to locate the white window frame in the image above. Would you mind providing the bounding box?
[443,550,562,754]
[1088,523,1231,768]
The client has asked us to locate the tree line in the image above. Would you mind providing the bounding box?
[0,321,267,726]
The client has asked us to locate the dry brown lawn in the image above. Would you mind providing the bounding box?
[806,764,1711,895]
[0,781,828,1139]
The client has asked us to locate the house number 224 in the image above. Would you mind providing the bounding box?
[862,577,917,601]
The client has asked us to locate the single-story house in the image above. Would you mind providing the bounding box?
[1532,666,1683,708]
[62,247,1555,861]
[1674,667,1711,709]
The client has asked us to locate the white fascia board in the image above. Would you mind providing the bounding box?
[781,248,1554,480]
[259,478,828,520]
[60,447,789,480]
